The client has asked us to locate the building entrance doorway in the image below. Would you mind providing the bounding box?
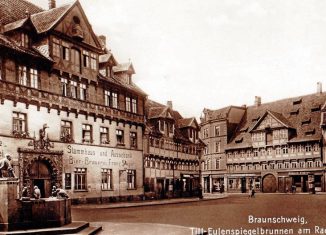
[29,160,52,198]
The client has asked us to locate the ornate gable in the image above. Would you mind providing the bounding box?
[53,2,102,49]
[250,110,293,132]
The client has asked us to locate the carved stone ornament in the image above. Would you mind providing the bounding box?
[28,124,54,151]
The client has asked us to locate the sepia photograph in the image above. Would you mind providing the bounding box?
[0,0,326,234]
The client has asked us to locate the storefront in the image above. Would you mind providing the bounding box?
[227,174,261,193]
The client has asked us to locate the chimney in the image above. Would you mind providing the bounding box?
[167,101,173,110]
[98,35,106,48]
[317,82,322,94]
[254,96,261,107]
[49,0,56,9]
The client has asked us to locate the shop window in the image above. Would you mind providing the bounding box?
[159,120,165,132]
[130,132,137,148]
[313,144,319,152]
[276,147,281,155]
[12,112,28,137]
[215,142,221,153]
[127,170,136,189]
[104,90,111,106]
[273,130,279,139]
[169,123,174,134]
[83,50,90,67]
[74,168,87,191]
[60,120,73,143]
[100,127,109,144]
[215,126,220,136]
[101,168,112,190]
[116,129,124,145]
[61,78,68,96]
[112,92,118,108]
[20,33,29,47]
[71,48,81,73]
[298,145,304,153]
[70,81,78,98]
[90,53,97,70]
[125,96,131,112]
[18,66,27,86]
[203,128,209,138]
[307,161,313,168]
[30,69,38,89]
[132,98,137,114]
[215,159,220,169]
[62,41,70,61]
[305,145,312,152]
[17,66,39,88]
[282,146,288,155]
[52,38,60,57]
[79,83,87,100]
[82,124,92,143]
[65,173,71,189]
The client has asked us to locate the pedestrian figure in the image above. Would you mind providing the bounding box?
[220,184,224,194]
[56,188,69,199]
[248,188,252,198]
[51,186,57,197]
[198,184,203,199]
[251,188,255,198]
[33,186,41,199]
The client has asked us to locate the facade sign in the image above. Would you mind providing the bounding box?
[64,144,141,169]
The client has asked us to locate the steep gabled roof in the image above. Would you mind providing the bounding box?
[148,106,173,119]
[178,117,199,129]
[249,110,294,132]
[0,0,43,25]
[113,62,135,74]
[99,52,118,65]
[0,33,52,62]
[227,93,326,149]
[30,3,73,34]
[2,1,103,49]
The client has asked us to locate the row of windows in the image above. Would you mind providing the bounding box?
[202,158,221,170]
[228,160,322,171]
[202,126,220,139]
[144,158,198,171]
[149,137,199,155]
[12,112,138,147]
[227,144,320,159]
[61,78,87,100]
[252,129,288,142]
[203,141,221,155]
[66,168,136,191]
[157,120,175,134]
[18,66,39,89]
[53,38,97,72]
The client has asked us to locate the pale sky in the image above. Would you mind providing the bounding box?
[29,0,326,118]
